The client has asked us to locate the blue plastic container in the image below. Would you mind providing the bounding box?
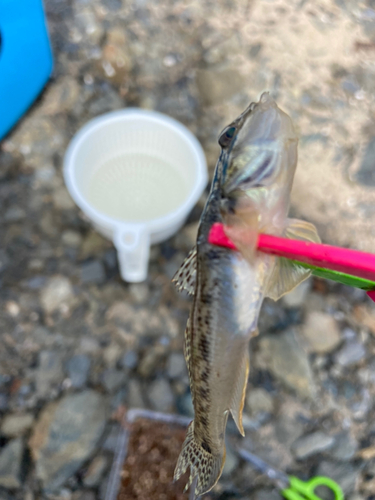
[0,0,53,140]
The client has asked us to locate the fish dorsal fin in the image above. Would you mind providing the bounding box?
[172,246,197,295]
[265,218,321,301]
[230,348,250,437]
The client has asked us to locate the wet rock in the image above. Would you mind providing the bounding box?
[0,393,9,412]
[196,66,245,106]
[291,431,335,459]
[334,341,366,367]
[35,351,64,398]
[301,312,341,353]
[126,379,146,409]
[80,260,106,285]
[137,345,166,377]
[29,390,107,492]
[40,277,74,314]
[101,369,127,393]
[101,423,121,453]
[245,388,274,416]
[166,353,186,379]
[355,137,375,186]
[65,355,91,389]
[53,186,75,210]
[128,283,149,304]
[0,438,23,489]
[82,455,108,488]
[222,445,239,477]
[62,231,83,248]
[80,232,110,259]
[176,392,194,418]
[256,330,316,399]
[119,351,139,370]
[148,378,174,412]
[315,461,360,495]
[4,206,26,222]
[72,491,96,500]
[254,490,283,500]
[328,433,358,461]
[1,413,34,437]
[282,279,311,308]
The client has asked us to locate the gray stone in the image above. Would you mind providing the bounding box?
[80,232,109,259]
[301,312,341,353]
[101,423,121,453]
[328,433,358,461]
[316,461,360,495]
[245,388,274,416]
[62,231,83,248]
[65,355,91,389]
[53,187,75,210]
[334,341,366,367]
[72,491,96,500]
[355,137,375,186]
[35,351,64,398]
[0,393,8,412]
[29,390,107,492]
[0,438,23,489]
[80,261,106,285]
[222,445,239,477]
[282,279,311,308]
[4,206,26,222]
[254,490,283,500]
[128,283,149,304]
[126,379,146,409]
[256,330,316,399]
[148,378,174,412]
[291,431,335,459]
[40,277,74,314]
[167,353,186,379]
[120,351,139,370]
[177,392,194,418]
[101,369,126,393]
[83,455,108,487]
[1,413,34,437]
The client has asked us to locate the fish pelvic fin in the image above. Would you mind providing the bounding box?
[172,246,197,295]
[265,218,321,301]
[174,421,225,498]
[230,347,249,436]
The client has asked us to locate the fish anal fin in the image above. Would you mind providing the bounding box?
[265,218,320,301]
[172,246,197,295]
[174,421,225,497]
[230,349,250,437]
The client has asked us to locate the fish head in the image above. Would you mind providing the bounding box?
[219,92,298,225]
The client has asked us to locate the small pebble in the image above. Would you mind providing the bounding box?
[291,431,335,459]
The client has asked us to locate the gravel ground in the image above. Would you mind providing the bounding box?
[1,1,375,499]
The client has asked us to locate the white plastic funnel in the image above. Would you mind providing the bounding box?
[63,109,207,282]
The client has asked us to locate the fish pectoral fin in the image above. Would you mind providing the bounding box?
[230,348,250,437]
[265,218,321,301]
[174,420,225,497]
[172,246,197,295]
[223,208,259,265]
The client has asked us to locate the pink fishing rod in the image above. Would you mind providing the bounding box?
[208,223,375,302]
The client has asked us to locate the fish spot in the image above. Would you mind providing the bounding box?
[201,441,211,453]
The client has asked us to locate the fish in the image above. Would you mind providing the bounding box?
[173,92,320,497]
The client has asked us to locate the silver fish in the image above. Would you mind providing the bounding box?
[173,92,320,497]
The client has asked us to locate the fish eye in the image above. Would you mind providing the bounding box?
[218,126,236,148]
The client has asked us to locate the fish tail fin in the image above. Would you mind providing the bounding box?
[174,421,225,497]
[230,348,250,436]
